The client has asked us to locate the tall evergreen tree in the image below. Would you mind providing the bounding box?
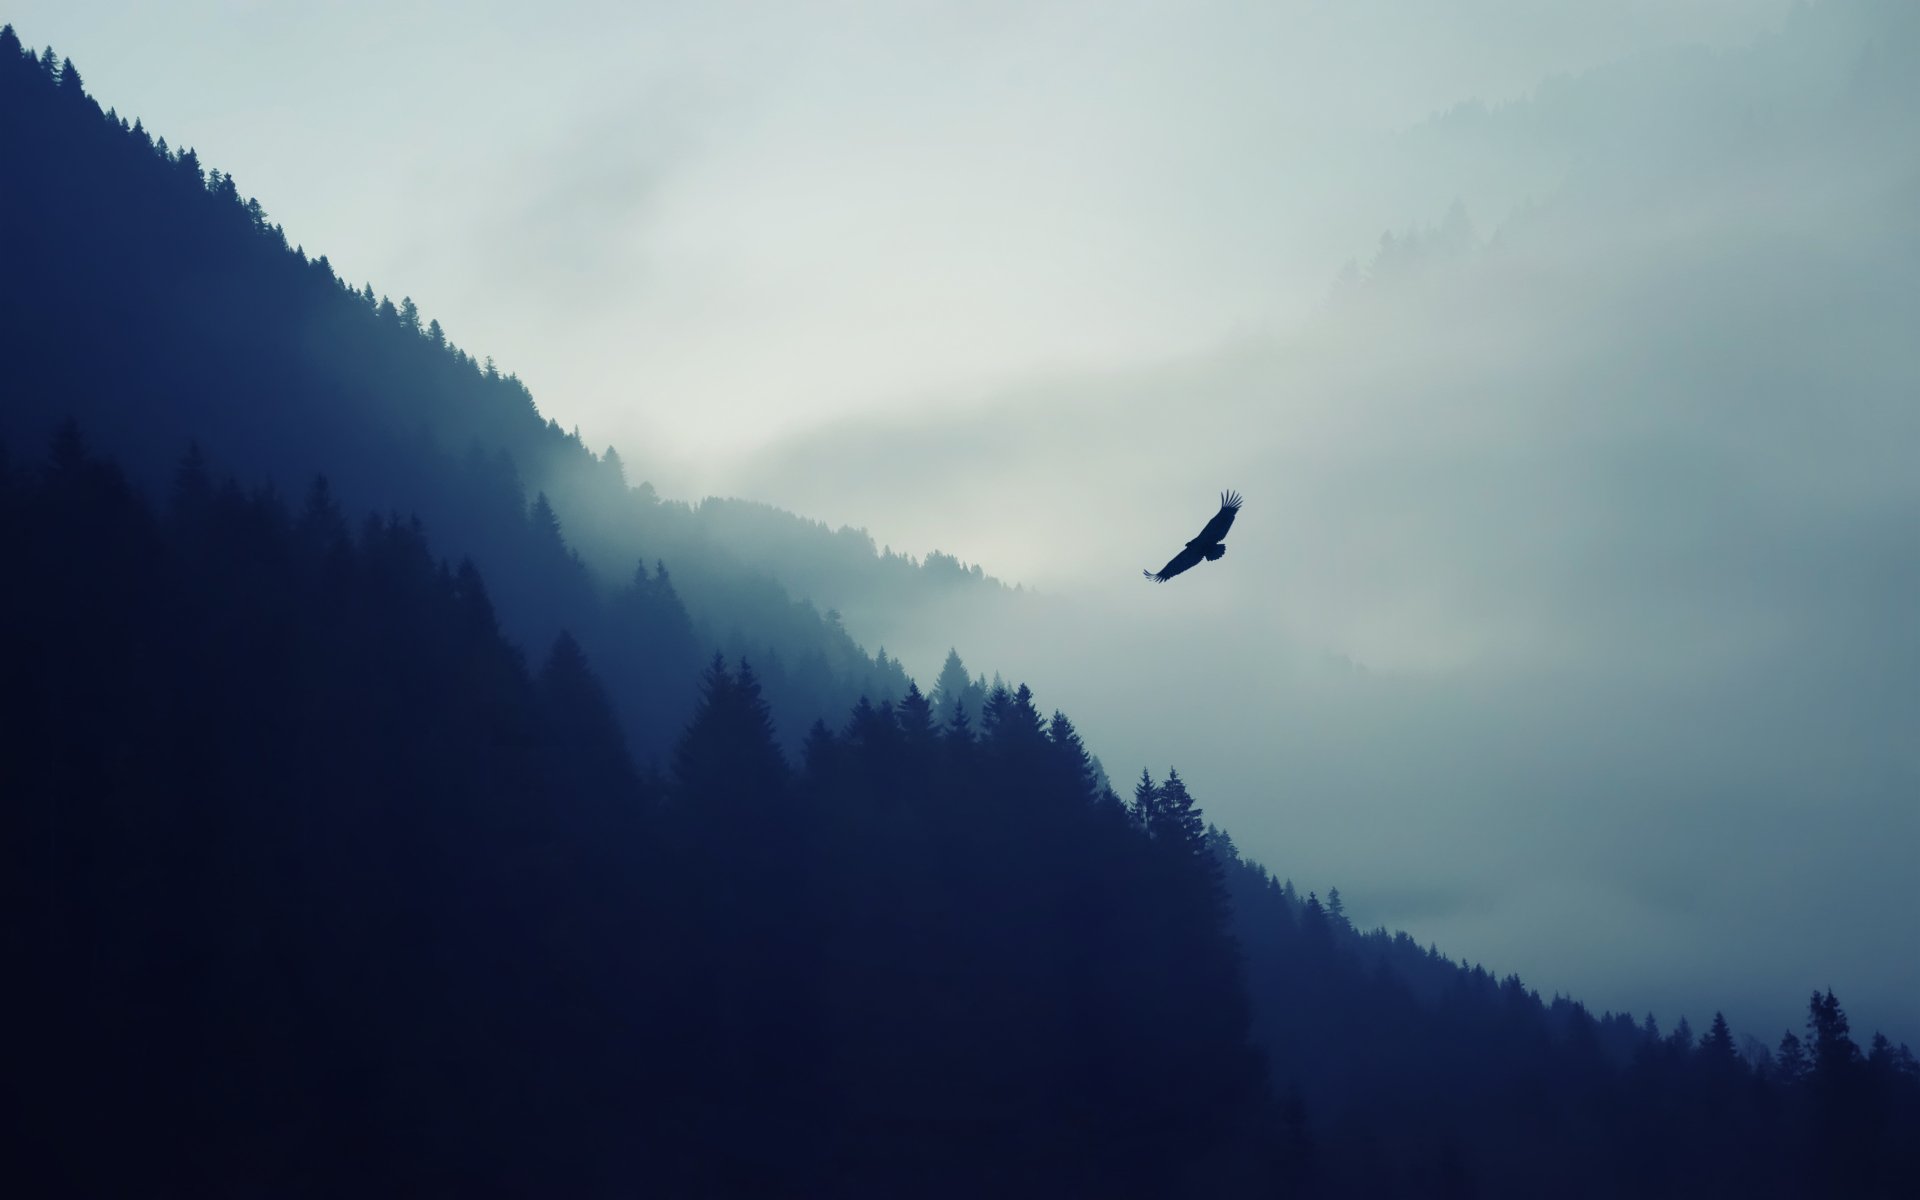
[1698,1011,1741,1076]
[1776,1030,1811,1085]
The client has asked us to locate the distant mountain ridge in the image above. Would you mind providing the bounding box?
[684,494,1021,660]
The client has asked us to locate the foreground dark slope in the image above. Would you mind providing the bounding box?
[5,25,1919,1198]
[1,437,1272,1196]
[8,434,1917,1198]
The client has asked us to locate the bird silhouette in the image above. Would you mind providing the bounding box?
[1144,490,1241,582]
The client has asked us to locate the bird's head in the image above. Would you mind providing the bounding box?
[1205,543,1227,561]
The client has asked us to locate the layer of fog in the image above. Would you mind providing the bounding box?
[710,5,1920,1043]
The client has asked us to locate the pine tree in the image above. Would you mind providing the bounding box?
[1698,1012,1740,1078]
[1806,989,1859,1082]
[1776,1030,1810,1085]
[1008,683,1043,743]
[800,718,837,778]
[1151,768,1207,854]
[1665,1016,1694,1066]
[1044,711,1098,804]
[665,656,818,1189]
[1131,768,1161,831]
[944,699,973,746]
[529,491,565,549]
[897,683,934,744]
[980,682,1013,740]
[538,630,637,803]
[672,656,786,812]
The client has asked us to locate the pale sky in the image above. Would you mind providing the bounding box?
[13,1,1794,461]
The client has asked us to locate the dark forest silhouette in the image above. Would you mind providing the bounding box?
[4,25,1918,1198]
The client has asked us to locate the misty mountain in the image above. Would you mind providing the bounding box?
[680,494,1021,666]
[1389,0,1919,220]
[6,15,1920,1197]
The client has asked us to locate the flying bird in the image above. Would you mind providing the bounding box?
[1144,490,1242,583]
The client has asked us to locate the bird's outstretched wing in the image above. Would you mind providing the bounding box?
[1186,490,1243,548]
[1144,544,1207,583]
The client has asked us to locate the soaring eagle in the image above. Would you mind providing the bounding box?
[1144,490,1242,582]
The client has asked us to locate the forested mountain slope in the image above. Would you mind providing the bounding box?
[1,435,1273,1195]
[4,22,1918,1198]
[6,434,1915,1197]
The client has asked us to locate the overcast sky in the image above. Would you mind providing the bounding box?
[14,1,1915,1043]
[15,1,1795,458]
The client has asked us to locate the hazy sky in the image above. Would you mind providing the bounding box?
[15,1,1915,1044]
[14,1,1793,460]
